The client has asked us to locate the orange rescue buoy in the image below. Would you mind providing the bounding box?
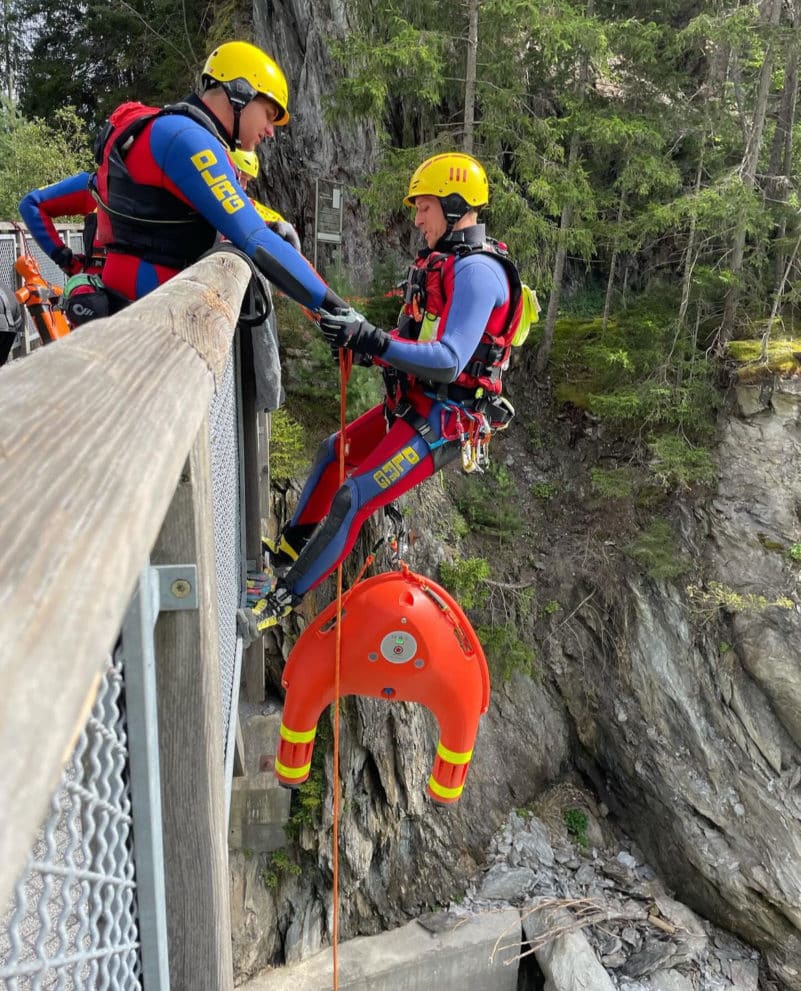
[275,565,490,803]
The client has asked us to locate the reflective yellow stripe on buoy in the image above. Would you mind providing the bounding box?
[275,758,312,779]
[279,724,317,744]
[436,742,473,765]
[428,776,464,800]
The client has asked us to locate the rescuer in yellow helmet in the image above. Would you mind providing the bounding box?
[72,39,348,322]
[246,151,529,633]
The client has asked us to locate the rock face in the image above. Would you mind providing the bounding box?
[231,367,801,988]
[251,1,381,286]
[543,380,801,988]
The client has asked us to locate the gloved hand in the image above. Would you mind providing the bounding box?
[268,220,301,252]
[51,246,86,276]
[319,308,390,359]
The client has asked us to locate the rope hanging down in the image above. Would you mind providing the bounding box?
[331,345,352,991]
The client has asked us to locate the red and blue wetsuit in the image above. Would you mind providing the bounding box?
[93,98,334,311]
[279,225,515,597]
[19,172,102,274]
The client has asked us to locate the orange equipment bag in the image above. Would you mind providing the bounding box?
[14,254,71,344]
[275,565,490,804]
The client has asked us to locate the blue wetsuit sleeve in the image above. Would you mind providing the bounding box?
[148,117,329,310]
[382,255,509,383]
[19,172,93,259]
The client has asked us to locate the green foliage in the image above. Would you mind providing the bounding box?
[788,544,801,563]
[590,466,639,500]
[531,481,558,500]
[361,291,404,330]
[544,600,561,615]
[345,366,384,420]
[625,520,690,580]
[563,808,589,850]
[268,409,310,482]
[285,717,333,838]
[727,337,801,381]
[551,314,721,443]
[14,0,230,127]
[439,557,490,610]
[329,14,448,123]
[260,848,302,889]
[687,581,795,621]
[647,436,717,491]
[451,463,524,537]
[0,100,93,217]
[477,621,536,682]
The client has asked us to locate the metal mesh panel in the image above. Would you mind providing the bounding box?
[0,650,143,990]
[23,237,65,290]
[66,232,85,255]
[0,234,16,292]
[208,347,242,761]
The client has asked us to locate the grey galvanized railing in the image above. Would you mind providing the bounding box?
[0,252,264,991]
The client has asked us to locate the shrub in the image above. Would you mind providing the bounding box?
[451,465,524,536]
[687,581,795,620]
[625,520,690,580]
[590,466,639,499]
[345,365,384,419]
[531,481,558,500]
[563,808,589,849]
[439,557,490,609]
[269,408,310,481]
[477,622,536,682]
[261,848,302,889]
[648,435,716,491]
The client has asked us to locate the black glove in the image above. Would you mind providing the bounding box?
[51,245,85,275]
[319,308,390,359]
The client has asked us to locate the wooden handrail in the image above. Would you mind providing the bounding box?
[0,251,252,906]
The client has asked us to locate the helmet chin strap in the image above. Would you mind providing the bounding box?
[221,79,257,149]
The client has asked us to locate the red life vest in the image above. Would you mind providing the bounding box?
[92,101,224,270]
[397,237,523,397]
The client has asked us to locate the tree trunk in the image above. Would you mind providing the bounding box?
[534,0,594,374]
[678,145,705,331]
[463,0,479,154]
[720,0,783,343]
[769,0,801,295]
[602,186,627,333]
[2,0,13,101]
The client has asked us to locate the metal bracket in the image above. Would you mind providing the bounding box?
[154,565,199,611]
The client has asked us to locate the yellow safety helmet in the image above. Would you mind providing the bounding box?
[404,152,489,223]
[231,148,260,180]
[202,41,290,126]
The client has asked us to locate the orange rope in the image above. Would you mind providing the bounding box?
[331,346,352,990]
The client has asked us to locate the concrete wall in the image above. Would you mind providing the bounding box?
[241,908,521,991]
